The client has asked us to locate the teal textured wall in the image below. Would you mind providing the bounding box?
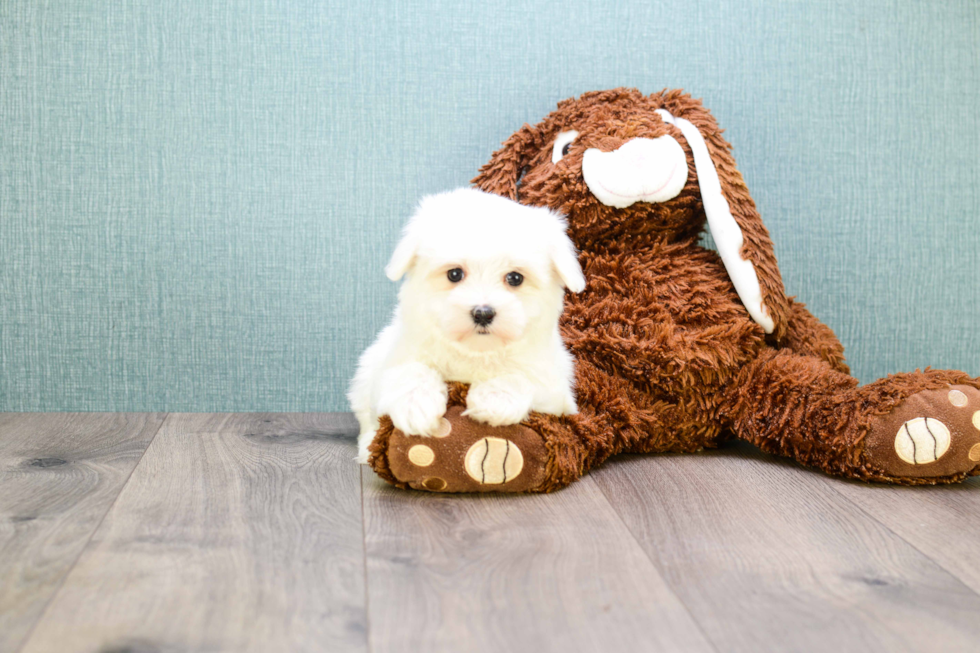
[1,0,978,411]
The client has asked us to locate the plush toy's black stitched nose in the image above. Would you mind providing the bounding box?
[471,305,495,327]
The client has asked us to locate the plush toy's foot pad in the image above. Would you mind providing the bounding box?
[864,384,980,479]
[385,406,549,493]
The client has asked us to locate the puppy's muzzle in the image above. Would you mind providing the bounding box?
[471,305,495,328]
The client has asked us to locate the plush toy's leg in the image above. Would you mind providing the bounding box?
[777,298,850,374]
[724,349,980,484]
[367,382,608,493]
[367,348,736,493]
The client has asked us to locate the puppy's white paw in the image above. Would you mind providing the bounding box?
[355,441,371,465]
[377,363,448,436]
[464,377,534,426]
[387,393,447,436]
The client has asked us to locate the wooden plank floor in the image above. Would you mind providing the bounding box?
[1,413,979,653]
[0,413,166,653]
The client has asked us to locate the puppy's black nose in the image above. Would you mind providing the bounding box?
[471,305,495,327]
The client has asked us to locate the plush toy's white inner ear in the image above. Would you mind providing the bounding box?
[656,109,774,334]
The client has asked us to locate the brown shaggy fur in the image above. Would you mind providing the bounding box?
[369,88,980,491]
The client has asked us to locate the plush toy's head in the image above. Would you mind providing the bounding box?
[473,88,791,338]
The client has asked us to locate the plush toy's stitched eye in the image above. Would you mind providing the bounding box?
[505,271,523,287]
[447,268,465,283]
[552,130,579,164]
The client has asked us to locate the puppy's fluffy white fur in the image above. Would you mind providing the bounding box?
[349,187,585,463]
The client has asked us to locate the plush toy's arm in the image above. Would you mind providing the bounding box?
[562,248,774,390]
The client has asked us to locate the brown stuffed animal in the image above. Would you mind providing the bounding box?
[368,88,980,493]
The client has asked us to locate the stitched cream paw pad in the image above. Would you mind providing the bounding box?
[948,389,969,407]
[421,477,447,491]
[865,384,980,479]
[464,437,524,484]
[432,418,452,438]
[408,444,435,466]
[894,417,951,465]
[970,443,980,463]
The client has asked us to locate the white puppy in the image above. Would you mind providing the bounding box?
[349,187,586,463]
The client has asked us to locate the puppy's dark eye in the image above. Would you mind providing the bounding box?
[447,268,465,283]
[561,142,572,157]
[505,271,524,287]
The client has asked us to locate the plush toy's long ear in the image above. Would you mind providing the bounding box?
[385,227,417,282]
[472,123,544,201]
[656,92,790,339]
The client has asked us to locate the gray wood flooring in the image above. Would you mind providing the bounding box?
[2,413,979,653]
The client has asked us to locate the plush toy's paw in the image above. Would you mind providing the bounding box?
[863,384,980,480]
[379,405,549,492]
[462,378,534,426]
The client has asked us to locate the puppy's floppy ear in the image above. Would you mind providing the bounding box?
[472,123,544,201]
[385,226,417,282]
[550,226,586,293]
